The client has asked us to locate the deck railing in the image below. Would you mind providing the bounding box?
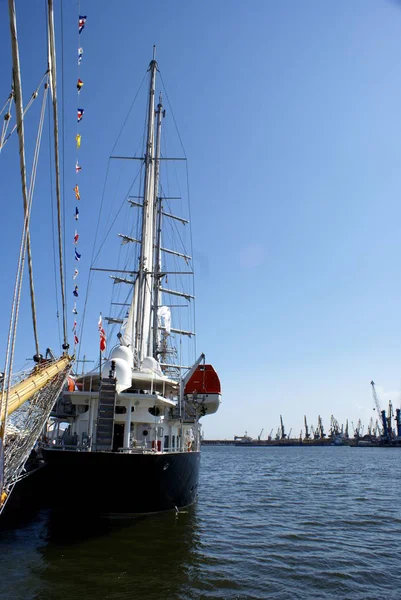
[41,441,199,453]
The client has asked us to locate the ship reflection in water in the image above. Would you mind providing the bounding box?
[0,507,203,600]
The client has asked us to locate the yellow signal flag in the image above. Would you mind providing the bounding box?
[76,133,81,149]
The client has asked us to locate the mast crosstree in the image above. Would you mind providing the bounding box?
[120,50,189,370]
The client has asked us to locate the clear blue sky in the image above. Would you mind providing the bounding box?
[1,0,401,439]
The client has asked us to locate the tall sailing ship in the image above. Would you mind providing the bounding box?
[41,51,222,515]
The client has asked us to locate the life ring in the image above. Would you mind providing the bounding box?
[187,440,192,452]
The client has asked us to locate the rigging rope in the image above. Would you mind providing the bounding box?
[0,92,13,117]
[47,95,62,349]
[1,0,49,438]
[185,163,196,361]
[0,70,50,152]
[0,92,13,151]
[60,0,67,317]
[76,74,148,364]
[159,72,187,159]
[1,71,51,368]
[27,80,50,358]
[159,72,196,361]
[47,0,69,351]
[77,166,144,360]
[0,80,50,440]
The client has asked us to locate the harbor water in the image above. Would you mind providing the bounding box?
[1,445,401,599]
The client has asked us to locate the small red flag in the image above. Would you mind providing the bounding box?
[98,314,107,352]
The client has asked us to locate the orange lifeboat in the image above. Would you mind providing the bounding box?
[184,364,221,395]
[184,365,221,415]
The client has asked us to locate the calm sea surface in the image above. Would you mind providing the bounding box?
[1,446,401,599]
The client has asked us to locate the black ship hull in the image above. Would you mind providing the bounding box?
[0,462,48,528]
[41,449,200,516]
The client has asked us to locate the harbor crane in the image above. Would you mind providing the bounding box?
[317,415,325,439]
[370,380,388,438]
[329,415,340,438]
[367,417,374,438]
[268,429,273,441]
[395,409,401,438]
[352,419,363,439]
[304,416,310,440]
[370,380,381,414]
[280,415,286,440]
[387,401,393,438]
[258,429,264,441]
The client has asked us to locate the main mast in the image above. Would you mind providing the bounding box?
[134,49,157,364]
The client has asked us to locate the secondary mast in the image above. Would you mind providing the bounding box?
[151,92,165,358]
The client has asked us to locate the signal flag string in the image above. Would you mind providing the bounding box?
[72,11,86,347]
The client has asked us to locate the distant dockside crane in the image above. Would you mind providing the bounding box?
[396,409,401,438]
[370,380,389,440]
[329,415,340,438]
[387,401,393,439]
[280,415,286,440]
[352,419,363,439]
[304,416,310,440]
[367,417,374,439]
[317,415,325,439]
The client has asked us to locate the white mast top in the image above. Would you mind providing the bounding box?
[131,55,158,366]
